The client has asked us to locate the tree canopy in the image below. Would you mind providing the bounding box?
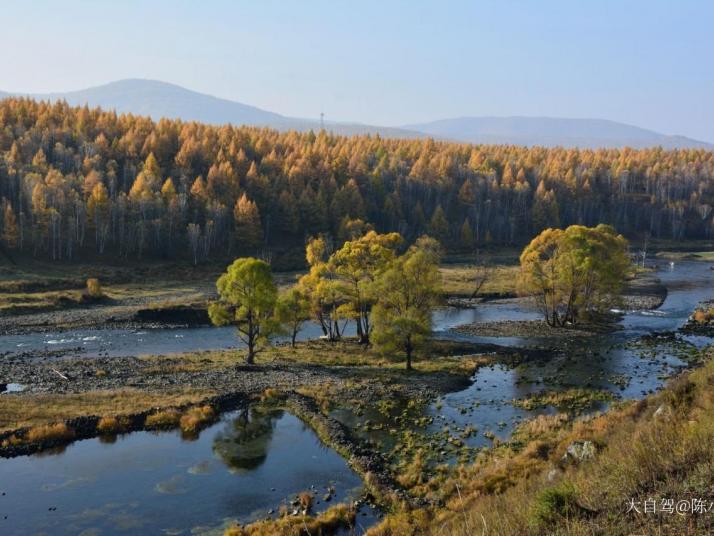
[0,98,712,263]
[371,236,443,369]
[518,224,630,326]
[328,230,402,343]
[208,257,278,363]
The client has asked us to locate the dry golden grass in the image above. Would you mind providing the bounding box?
[179,405,216,433]
[440,264,520,298]
[141,339,491,375]
[145,408,182,429]
[96,415,132,434]
[367,352,714,536]
[513,413,570,439]
[226,503,356,536]
[0,388,216,432]
[2,423,75,447]
[26,422,74,442]
[0,289,84,314]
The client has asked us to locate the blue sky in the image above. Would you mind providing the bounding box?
[1,0,713,141]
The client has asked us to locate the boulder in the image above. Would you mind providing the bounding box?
[562,440,596,463]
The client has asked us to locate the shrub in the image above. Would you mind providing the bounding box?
[260,388,282,402]
[298,491,314,513]
[179,405,215,433]
[27,422,75,443]
[96,416,131,434]
[530,482,580,528]
[693,310,708,323]
[145,409,181,429]
[86,278,103,298]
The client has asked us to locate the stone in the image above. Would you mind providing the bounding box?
[653,404,672,421]
[563,440,596,463]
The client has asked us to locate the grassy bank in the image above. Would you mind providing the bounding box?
[439,264,520,298]
[0,387,216,432]
[365,347,714,535]
[140,338,494,374]
[0,256,521,320]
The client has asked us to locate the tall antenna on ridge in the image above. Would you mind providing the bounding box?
[320,112,325,130]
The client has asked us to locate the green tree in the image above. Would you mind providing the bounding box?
[429,204,449,243]
[372,236,442,370]
[518,224,629,326]
[275,287,310,347]
[329,230,403,344]
[297,260,346,341]
[460,218,474,249]
[208,258,278,363]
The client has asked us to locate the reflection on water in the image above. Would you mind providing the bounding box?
[213,407,277,473]
[0,408,371,536]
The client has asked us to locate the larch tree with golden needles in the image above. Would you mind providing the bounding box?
[1,98,713,262]
[234,193,263,253]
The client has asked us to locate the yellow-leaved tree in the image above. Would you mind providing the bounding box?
[519,224,630,326]
[372,236,443,370]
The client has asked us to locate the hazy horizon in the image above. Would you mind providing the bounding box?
[2,1,713,142]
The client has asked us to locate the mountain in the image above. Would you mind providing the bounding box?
[4,79,423,139]
[2,80,711,149]
[401,116,713,149]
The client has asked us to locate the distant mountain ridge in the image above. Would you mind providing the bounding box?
[402,116,712,150]
[3,79,425,140]
[2,79,711,149]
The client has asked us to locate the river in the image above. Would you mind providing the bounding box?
[0,261,712,535]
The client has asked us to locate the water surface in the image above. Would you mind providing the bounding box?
[0,407,373,536]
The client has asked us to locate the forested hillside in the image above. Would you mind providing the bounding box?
[1,98,713,264]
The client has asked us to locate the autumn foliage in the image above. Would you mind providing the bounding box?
[0,98,713,263]
[519,224,630,326]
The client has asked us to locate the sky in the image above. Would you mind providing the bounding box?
[1,0,713,142]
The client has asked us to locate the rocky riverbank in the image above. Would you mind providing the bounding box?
[620,270,668,311]
[453,319,607,339]
[680,299,714,336]
[0,302,212,336]
[0,339,497,444]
